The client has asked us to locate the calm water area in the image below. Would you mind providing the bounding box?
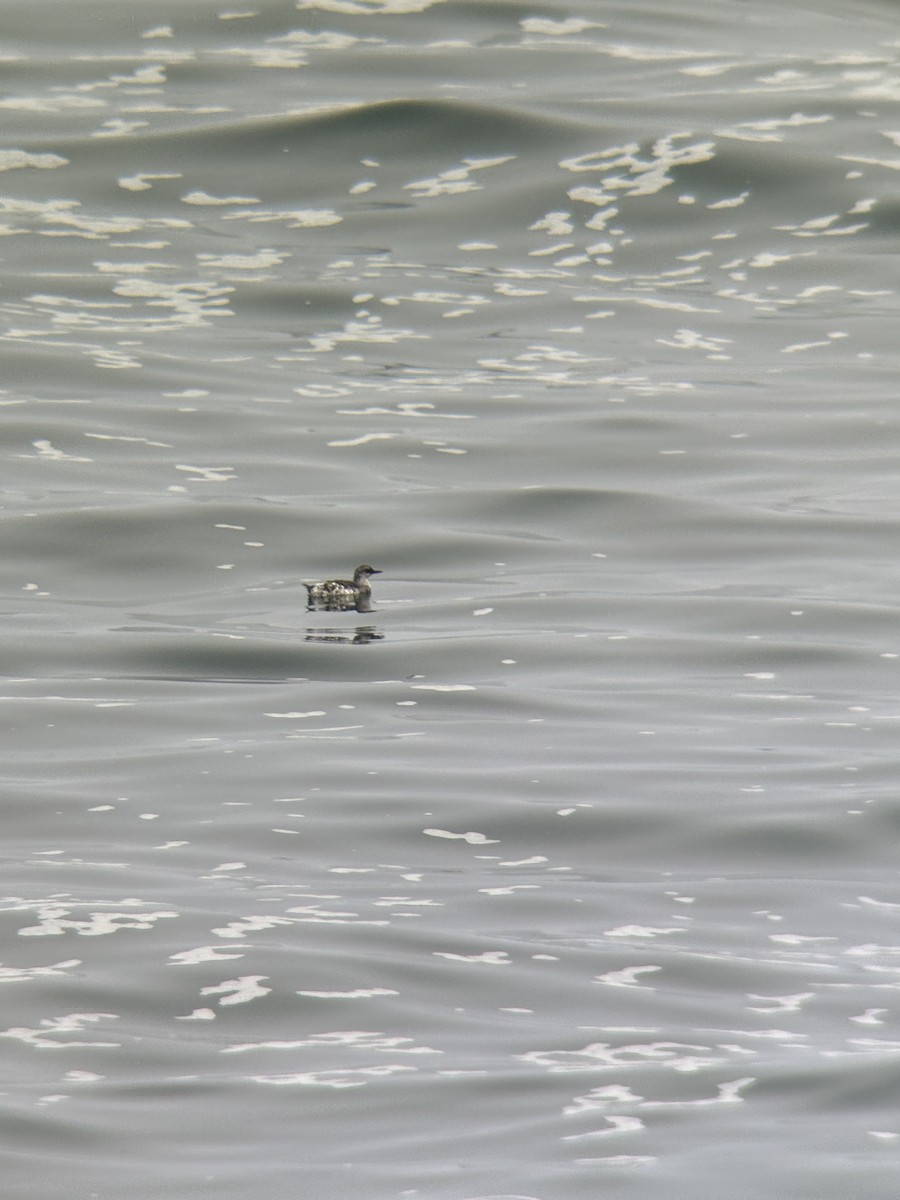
[4,1,900,1197]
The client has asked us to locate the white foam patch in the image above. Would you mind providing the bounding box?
[169,945,246,965]
[328,432,396,446]
[296,987,399,998]
[433,951,511,965]
[0,150,68,171]
[264,711,326,718]
[411,684,476,692]
[423,829,499,844]
[200,975,271,1006]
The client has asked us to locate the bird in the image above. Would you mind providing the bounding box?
[304,564,382,610]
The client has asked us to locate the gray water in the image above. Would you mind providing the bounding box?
[4,1,900,1197]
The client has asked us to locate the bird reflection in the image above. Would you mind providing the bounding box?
[304,623,383,645]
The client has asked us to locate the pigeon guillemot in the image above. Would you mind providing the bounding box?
[305,564,382,609]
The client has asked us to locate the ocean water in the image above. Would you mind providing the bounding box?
[4,1,900,1196]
